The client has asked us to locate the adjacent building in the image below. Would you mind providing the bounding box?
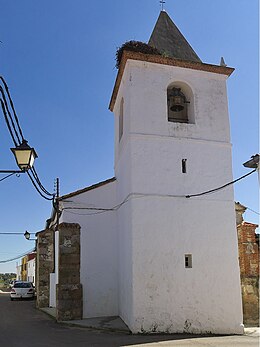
[236,202,259,327]
[17,252,36,284]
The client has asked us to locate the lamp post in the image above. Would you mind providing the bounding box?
[24,230,36,241]
[0,139,37,174]
[243,154,259,183]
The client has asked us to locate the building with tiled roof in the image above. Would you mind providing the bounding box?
[38,10,244,335]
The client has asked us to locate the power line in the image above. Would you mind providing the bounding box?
[61,169,257,215]
[0,99,18,146]
[0,172,17,182]
[0,76,25,141]
[27,171,54,201]
[0,76,54,201]
[0,232,36,235]
[0,248,35,263]
[29,167,54,196]
[245,206,260,216]
[186,169,256,198]
[0,87,21,145]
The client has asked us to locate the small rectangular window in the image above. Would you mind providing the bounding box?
[182,159,187,173]
[185,254,192,268]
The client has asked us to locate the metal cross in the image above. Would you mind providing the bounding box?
[160,0,166,11]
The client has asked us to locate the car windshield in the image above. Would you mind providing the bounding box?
[13,282,31,288]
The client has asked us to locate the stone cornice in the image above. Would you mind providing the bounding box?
[109,51,235,112]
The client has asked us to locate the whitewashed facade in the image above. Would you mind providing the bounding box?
[27,258,36,285]
[50,11,244,334]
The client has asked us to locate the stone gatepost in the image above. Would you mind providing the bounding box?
[56,222,82,321]
[237,222,259,327]
[36,228,54,308]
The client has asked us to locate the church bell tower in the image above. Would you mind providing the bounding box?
[110,10,243,334]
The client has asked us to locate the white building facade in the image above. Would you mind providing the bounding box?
[27,258,36,286]
[51,11,243,334]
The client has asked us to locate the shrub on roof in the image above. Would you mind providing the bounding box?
[116,40,161,69]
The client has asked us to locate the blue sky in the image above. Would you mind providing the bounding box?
[0,0,259,273]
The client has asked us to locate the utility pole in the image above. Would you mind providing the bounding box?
[53,177,60,273]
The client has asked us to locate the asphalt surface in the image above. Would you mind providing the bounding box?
[0,291,259,347]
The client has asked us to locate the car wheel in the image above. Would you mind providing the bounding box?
[10,298,14,301]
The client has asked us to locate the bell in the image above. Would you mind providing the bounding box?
[169,87,185,112]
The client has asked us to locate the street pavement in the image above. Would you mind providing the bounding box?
[0,291,259,347]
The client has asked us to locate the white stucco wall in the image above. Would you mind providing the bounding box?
[113,60,243,334]
[60,180,118,318]
[27,258,35,285]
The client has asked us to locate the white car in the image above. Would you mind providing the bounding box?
[9,280,21,288]
[10,281,35,300]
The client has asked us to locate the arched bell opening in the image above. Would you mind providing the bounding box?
[167,82,194,124]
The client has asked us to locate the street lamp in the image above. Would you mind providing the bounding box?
[24,230,36,241]
[0,140,37,174]
[243,154,259,182]
[11,140,38,172]
[243,154,259,170]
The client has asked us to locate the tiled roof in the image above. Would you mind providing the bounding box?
[59,177,116,200]
[148,11,201,63]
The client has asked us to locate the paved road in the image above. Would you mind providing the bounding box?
[0,292,259,347]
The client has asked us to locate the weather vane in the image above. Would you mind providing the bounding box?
[160,0,166,11]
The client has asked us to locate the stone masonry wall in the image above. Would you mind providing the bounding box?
[56,222,82,321]
[36,229,54,308]
[237,222,259,326]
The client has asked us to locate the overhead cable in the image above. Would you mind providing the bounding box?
[0,99,18,146]
[0,232,36,235]
[0,172,17,182]
[0,87,21,145]
[245,206,260,216]
[0,76,24,141]
[0,248,35,263]
[186,169,256,198]
[61,169,257,215]
[0,76,54,200]
[30,167,54,196]
[27,171,54,201]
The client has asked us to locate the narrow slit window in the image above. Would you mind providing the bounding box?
[182,159,187,173]
[119,98,124,141]
[185,254,192,268]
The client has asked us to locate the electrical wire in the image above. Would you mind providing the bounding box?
[0,76,24,141]
[186,169,257,198]
[0,172,16,182]
[245,206,260,216]
[64,210,112,216]
[27,171,54,201]
[0,248,35,263]
[61,169,258,215]
[0,232,36,235]
[0,76,54,201]
[0,88,21,145]
[0,99,18,146]
[29,167,54,196]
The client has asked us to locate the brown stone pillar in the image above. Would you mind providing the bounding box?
[237,222,259,326]
[56,223,82,321]
[36,229,54,308]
